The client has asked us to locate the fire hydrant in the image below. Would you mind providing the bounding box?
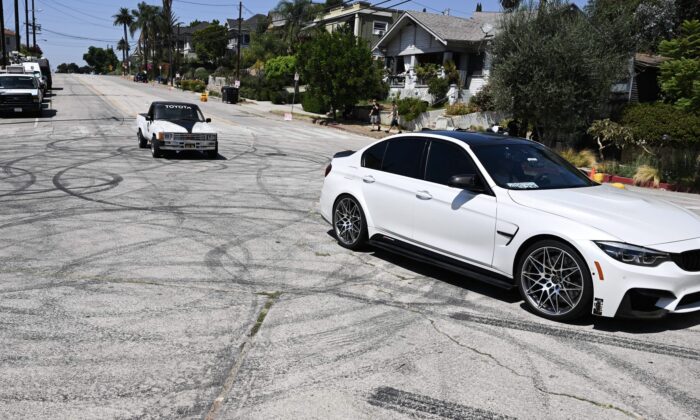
[200,92,208,102]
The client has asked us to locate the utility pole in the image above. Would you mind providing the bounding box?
[236,1,242,80]
[24,0,29,52]
[0,0,7,66]
[176,23,180,81]
[14,0,20,54]
[31,0,36,49]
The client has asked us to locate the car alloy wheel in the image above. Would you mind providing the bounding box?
[518,242,591,320]
[333,196,367,250]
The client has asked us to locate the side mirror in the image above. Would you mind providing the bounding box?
[146,115,153,122]
[448,174,487,194]
[205,118,211,123]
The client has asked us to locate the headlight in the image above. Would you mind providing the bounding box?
[164,133,174,141]
[206,134,217,141]
[32,95,40,103]
[595,241,670,267]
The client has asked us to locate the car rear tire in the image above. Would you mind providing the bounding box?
[138,130,148,148]
[516,239,593,321]
[151,137,163,158]
[333,195,368,250]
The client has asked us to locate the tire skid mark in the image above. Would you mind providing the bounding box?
[367,386,516,420]
[451,312,700,360]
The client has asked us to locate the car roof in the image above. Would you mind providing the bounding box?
[399,130,537,147]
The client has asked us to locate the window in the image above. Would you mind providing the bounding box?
[362,141,387,170]
[381,138,426,178]
[425,141,479,186]
[373,21,388,36]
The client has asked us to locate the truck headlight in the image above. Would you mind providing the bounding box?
[157,132,165,141]
[595,241,670,267]
[206,134,217,141]
[32,95,40,103]
[164,133,174,141]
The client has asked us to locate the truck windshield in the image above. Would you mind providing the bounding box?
[0,77,37,89]
[154,104,204,121]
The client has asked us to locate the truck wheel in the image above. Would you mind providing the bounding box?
[138,130,148,148]
[151,137,163,158]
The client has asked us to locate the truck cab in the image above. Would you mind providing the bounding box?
[136,101,218,159]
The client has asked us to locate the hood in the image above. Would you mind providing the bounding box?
[155,120,214,134]
[508,185,700,246]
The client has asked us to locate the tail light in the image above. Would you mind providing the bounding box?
[325,163,332,177]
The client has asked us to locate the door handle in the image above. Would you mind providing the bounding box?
[416,190,432,200]
[363,175,375,184]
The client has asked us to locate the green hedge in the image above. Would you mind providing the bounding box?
[302,93,329,114]
[397,97,428,122]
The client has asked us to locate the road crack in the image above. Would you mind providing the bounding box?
[204,291,281,420]
[534,386,642,419]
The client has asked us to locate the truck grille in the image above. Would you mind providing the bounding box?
[0,94,32,104]
[173,133,207,141]
[672,250,700,272]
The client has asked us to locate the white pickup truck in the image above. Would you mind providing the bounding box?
[136,101,218,159]
[0,74,43,117]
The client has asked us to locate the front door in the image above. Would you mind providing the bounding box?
[411,140,497,268]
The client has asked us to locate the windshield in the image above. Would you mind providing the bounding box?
[0,76,37,89]
[471,143,596,190]
[153,104,204,121]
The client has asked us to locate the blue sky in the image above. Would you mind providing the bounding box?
[1,0,587,66]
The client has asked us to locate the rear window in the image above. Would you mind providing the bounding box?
[381,138,426,178]
[362,141,387,170]
[0,76,37,89]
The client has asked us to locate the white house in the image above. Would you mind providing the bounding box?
[373,11,502,103]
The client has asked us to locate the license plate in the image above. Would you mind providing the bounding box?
[14,108,22,112]
[184,143,195,149]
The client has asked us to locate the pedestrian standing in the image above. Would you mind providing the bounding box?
[369,99,381,132]
[386,101,402,134]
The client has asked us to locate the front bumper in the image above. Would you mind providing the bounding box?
[158,140,217,151]
[578,240,700,318]
[0,104,39,113]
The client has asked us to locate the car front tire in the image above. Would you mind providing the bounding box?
[333,195,368,250]
[516,239,593,321]
[138,130,148,148]
[151,137,163,158]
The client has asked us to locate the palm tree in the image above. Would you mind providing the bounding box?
[131,2,161,78]
[273,0,322,53]
[116,38,129,74]
[161,0,178,84]
[113,7,134,74]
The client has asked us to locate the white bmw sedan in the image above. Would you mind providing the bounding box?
[320,131,700,321]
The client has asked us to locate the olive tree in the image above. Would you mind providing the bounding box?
[489,0,634,146]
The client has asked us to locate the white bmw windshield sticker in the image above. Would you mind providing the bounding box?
[507,182,539,189]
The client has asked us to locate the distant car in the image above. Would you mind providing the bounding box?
[320,131,700,321]
[134,73,148,83]
[136,101,218,159]
[0,74,43,117]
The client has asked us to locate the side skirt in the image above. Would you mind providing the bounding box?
[369,234,515,290]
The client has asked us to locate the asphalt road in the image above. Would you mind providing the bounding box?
[0,74,698,420]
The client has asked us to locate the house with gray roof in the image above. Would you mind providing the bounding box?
[373,11,502,103]
[226,14,267,54]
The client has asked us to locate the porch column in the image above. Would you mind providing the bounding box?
[354,13,360,37]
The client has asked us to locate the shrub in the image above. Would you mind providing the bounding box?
[397,97,428,122]
[559,148,597,168]
[621,103,700,153]
[634,165,661,187]
[270,90,289,105]
[469,84,496,111]
[180,80,191,91]
[194,67,210,82]
[445,102,477,116]
[428,77,450,103]
[302,93,329,114]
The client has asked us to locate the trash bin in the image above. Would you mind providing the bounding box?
[222,86,239,104]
